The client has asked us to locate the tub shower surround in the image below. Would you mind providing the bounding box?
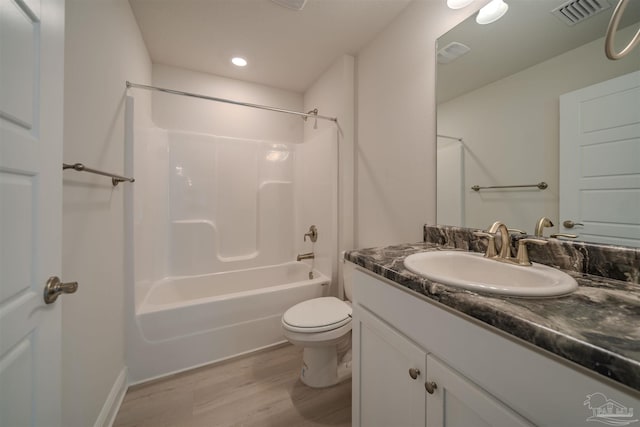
[127,115,336,382]
[345,225,640,392]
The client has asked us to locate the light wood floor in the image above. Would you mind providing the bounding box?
[113,344,352,427]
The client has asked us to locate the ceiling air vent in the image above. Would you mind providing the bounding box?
[551,0,612,26]
[437,42,471,64]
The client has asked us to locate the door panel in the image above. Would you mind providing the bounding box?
[354,305,427,427]
[0,0,64,426]
[426,355,533,427]
[0,0,36,127]
[560,71,640,247]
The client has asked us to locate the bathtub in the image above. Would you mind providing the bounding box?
[128,262,329,383]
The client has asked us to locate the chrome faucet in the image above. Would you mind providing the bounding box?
[534,217,554,237]
[297,252,315,261]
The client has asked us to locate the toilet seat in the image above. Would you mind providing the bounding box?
[282,297,352,333]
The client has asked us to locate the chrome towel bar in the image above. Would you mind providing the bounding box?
[63,163,135,187]
[437,134,464,142]
[471,182,547,192]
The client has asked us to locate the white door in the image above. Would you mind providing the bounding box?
[559,71,640,247]
[0,0,65,426]
[425,355,533,427]
[353,305,427,427]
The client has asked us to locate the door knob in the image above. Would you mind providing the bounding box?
[409,368,421,379]
[44,276,78,304]
[425,381,438,394]
[562,220,584,229]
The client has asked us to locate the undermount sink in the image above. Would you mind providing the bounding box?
[403,251,578,297]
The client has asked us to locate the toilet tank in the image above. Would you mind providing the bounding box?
[342,257,356,301]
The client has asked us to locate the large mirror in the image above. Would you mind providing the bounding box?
[436,0,640,247]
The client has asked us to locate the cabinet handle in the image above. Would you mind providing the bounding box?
[409,368,421,379]
[425,381,438,394]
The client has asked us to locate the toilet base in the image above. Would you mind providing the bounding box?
[299,334,352,388]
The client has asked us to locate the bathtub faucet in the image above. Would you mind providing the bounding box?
[297,252,315,261]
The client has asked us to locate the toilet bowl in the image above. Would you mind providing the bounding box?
[281,257,355,388]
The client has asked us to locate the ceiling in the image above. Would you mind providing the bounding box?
[437,0,640,102]
[129,0,412,93]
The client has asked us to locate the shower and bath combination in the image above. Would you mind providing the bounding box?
[125,83,340,383]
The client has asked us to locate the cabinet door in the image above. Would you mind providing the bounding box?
[425,355,533,427]
[353,305,427,427]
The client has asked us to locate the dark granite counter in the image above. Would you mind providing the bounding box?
[345,231,640,394]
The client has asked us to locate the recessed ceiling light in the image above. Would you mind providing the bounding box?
[231,57,247,67]
[476,0,509,24]
[447,0,474,9]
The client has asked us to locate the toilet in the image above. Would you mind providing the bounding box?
[281,258,355,388]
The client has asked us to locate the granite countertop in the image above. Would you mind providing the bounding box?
[345,242,640,393]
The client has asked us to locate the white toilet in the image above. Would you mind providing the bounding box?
[281,259,355,388]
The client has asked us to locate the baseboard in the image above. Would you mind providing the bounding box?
[94,366,128,427]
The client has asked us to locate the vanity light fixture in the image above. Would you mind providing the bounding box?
[231,57,248,67]
[476,0,509,24]
[447,0,474,9]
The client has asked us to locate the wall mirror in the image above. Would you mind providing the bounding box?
[436,0,640,247]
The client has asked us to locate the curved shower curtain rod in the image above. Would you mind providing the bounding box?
[126,81,338,123]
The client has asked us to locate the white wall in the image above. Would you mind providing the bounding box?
[300,55,355,293]
[355,0,485,248]
[437,139,464,226]
[438,24,640,233]
[62,1,151,426]
[152,64,303,144]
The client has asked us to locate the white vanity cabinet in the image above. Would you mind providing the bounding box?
[354,305,531,427]
[424,355,532,427]
[355,305,427,426]
[352,268,640,427]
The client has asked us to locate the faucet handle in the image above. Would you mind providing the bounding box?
[304,225,318,242]
[508,228,527,235]
[550,233,578,239]
[516,238,548,266]
[473,231,497,258]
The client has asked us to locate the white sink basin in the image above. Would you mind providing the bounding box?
[403,251,578,297]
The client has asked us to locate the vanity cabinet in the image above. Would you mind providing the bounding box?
[352,268,640,427]
[356,305,427,426]
[425,355,532,427]
[354,305,531,427]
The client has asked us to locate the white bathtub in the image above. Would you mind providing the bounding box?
[129,262,329,383]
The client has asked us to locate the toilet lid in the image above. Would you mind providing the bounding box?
[282,297,352,333]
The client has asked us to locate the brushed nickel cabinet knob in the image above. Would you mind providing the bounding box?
[409,368,420,380]
[425,381,438,394]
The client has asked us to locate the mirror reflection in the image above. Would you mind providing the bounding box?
[436,0,640,247]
